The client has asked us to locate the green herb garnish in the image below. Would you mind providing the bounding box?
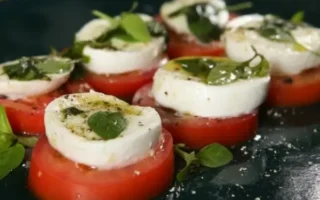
[87,111,127,140]
[2,57,73,81]
[0,106,26,180]
[168,2,252,43]
[175,48,269,85]
[290,11,304,24]
[62,107,85,119]
[175,143,233,182]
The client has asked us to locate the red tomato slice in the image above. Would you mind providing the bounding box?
[0,90,64,135]
[267,66,320,107]
[133,84,258,149]
[84,58,167,100]
[28,129,174,200]
[64,80,93,94]
[163,13,238,59]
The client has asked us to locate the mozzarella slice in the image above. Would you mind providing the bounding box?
[152,62,270,118]
[160,0,229,40]
[45,91,162,170]
[75,14,166,75]
[224,14,320,76]
[0,56,74,100]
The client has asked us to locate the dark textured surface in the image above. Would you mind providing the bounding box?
[1,0,320,199]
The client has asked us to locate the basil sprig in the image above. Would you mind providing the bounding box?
[176,49,269,85]
[2,56,73,81]
[88,111,127,140]
[168,2,252,43]
[175,143,233,182]
[0,106,38,180]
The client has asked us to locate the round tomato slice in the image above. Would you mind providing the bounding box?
[267,67,320,107]
[133,84,258,149]
[84,58,166,100]
[0,90,64,135]
[164,13,238,59]
[28,130,174,200]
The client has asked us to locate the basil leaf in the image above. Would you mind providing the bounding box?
[120,13,152,42]
[69,64,87,80]
[168,7,190,18]
[176,58,214,76]
[0,132,15,150]
[291,11,304,24]
[17,136,38,148]
[3,58,48,81]
[128,1,138,13]
[36,60,72,74]
[62,107,85,119]
[226,1,253,12]
[196,143,233,168]
[207,62,239,85]
[187,4,223,42]
[0,143,25,180]
[88,111,126,140]
[62,42,91,63]
[174,144,197,182]
[0,106,12,134]
[92,10,119,30]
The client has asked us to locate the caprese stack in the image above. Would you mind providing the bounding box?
[0,56,74,135]
[65,10,168,100]
[159,0,247,58]
[28,91,174,200]
[224,14,320,107]
[133,53,270,149]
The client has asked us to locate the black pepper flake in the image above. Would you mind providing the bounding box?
[283,77,293,84]
[207,98,211,101]
[187,77,192,81]
[164,91,168,96]
[64,95,69,99]
[138,121,144,126]
[148,128,151,131]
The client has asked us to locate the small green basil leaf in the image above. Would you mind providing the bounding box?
[92,10,119,30]
[196,143,233,168]
[226,1,253,12]
[174,144,197,182]
[187,5,223,42]
[62,42,91,63]
[0,143,25,180]
[36,60,72,74]
[88,111,126,140]
[206,62,239,85]
[291,11,304,24]
[17,136,38,148]
[0,106,12,134]
[259,25,293,43]
[168,7,190,18]
[128,1,138,13]
[0,132,15,150]
[120,13,152,42]
[62,107,85,119]
[176,58,214,76]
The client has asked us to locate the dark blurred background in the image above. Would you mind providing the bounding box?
[0,0,319,62]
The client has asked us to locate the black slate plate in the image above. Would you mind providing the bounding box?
[1,0,320,199]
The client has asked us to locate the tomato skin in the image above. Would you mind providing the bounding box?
[267,67,320,107]
[133,84,258,149]
[84,58,167,101]
[28,129,174,200]
[0,90,64,135]
[64,80,93,94]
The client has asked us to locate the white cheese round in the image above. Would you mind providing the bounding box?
[224,14,320,76]
[152,65,270,118]
[75,14,166,75]
[0,56,74,100]
[160,0,229,40]
[45,91,162,170]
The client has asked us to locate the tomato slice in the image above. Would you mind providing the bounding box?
[0,90,64,135]
[162,13,238,59]
[133,84,258,149]
[84,58,166,100]
[267,67,320,107]
[28,130,174,200]
[64,80,93,94]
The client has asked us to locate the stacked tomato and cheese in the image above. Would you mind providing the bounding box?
[0,56,74,135]
[28,91,174,200]
[68,12,168,100]
[224,14,320,107]
[134,55,270,149]
[160,0,236,58]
